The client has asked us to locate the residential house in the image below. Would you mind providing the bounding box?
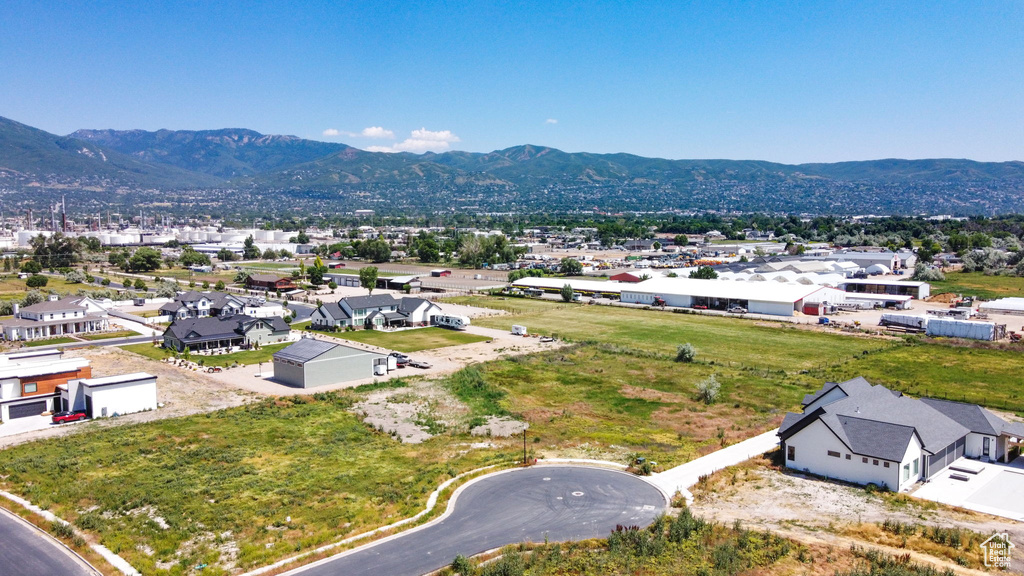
[163,314,291,352]
[247,274,298,292]
[309,295,440,330]
[779,378,1024,491]
[58,372,157,419]
[0,349,92,421]
[0,295,110,342]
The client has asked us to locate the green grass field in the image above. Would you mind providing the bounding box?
[333,327,491,352]
[123,342,292,367]
[0,394,511,575]
[926,271,1024,300]
[79,330,141,341]
[23,336,77,347]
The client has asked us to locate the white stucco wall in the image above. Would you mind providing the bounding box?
[965,433,997,459]
[896,435,924,491]
[785,419,904,489]
[87,380,157,418]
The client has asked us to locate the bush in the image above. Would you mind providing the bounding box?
[911,263,945,281]
[51,520,74,539]
[64,269,88,283]
[26,274,48,288]
[696,374,721,404]
[675,343,697,363]
[450,554,474,575]
[215,280,226,291]
[133,278,147,291]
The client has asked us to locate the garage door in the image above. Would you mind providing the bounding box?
[8,400,47,419]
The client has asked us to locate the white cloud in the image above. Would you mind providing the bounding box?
[360,126,395,139]
[365,128,461,153]
[545,118,558,124]
[322,128,340,136]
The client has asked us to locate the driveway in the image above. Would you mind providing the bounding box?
[0,415,79,439]
[0,508,97,576]
[648,429,780,500]
[284,466,666,576]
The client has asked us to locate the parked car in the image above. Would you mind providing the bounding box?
[389,352,409,367]
[692,305,708,310]
[51,411,87,424]
[408,360,432,369]
[726,305,747,314]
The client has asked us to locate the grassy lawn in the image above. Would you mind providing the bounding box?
[122,342,293,367]
[0,275,111,299]
[332,327,491,352]
[444,296,887,372]
[79,330,142,341]
[24,336,78,347]
[0,394,509,575]
[926,271,1024,300]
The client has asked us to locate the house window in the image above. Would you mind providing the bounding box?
[884,462,890,468]
[845,454,851,460]
[787,445,795,461]
[862,457,868,463]
[903,463,910,482]
[872,459,879,466]
[827,450,840,458]
[23,382,37,394]
[912,458,919,475]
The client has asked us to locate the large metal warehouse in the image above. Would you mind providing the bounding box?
[273,339,387,388]
[621,278,824,316]
[511,277,624,297]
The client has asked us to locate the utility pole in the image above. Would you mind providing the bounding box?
[522,426,527,466]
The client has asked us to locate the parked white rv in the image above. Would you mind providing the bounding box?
[434,315,471,331]
[511,325,527,336]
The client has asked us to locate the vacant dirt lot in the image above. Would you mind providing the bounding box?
[691,462,1023,573]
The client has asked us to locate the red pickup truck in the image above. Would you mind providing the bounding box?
[51,411,87,424]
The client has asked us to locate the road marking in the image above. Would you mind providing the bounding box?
[642,505,655,510]
[543,477,550,481]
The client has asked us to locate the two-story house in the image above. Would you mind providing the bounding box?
[247,274,298,292]
[309,295,440,330]
[0,349,92,421]
[0,295,110,341]
[158,291,246,321]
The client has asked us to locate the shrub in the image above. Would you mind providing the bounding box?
[451,554,474,575]
[675,343,697,363]
[695,374,721,404]
[51,520,75,539]
[26,274,48,288]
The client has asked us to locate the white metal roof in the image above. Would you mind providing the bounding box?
[979,297,1024,312]
[79,372,155,387]
[512,277,623,294]
[0,357,89,381]
[623,277,822,303]
[839,279,929,288]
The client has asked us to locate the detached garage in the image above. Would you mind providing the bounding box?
[0,396,52,421]
[59,373,158,418]
[273,339,387,388]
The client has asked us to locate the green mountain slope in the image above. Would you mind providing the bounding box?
[70,128,351,179]
[0,116,222,188]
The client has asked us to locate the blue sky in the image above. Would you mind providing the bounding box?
[2,1,1022,162]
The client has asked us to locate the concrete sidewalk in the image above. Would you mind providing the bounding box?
[647,429,779,501]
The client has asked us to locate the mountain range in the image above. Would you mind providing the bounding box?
[2,114,1024,215]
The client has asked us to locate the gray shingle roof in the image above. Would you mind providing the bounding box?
[919,398,1005,436]
[398,297,436,314]
[273,339,337,363]
[318,302,351,320]
[344,294,398,309]
[779,378,995,461]
[165,314,289,342]
[21,297,87,314]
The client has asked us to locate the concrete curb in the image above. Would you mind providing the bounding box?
[0,505,101,576]
[246,459,662,576]
[239,463,503,576]
[0,491,135,575]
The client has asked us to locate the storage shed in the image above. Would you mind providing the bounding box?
[273,339,387,388]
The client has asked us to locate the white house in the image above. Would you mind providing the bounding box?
[0,295,110,341]
[58,372,158,419]
[309,295,439,330]
[779,378,1024,491]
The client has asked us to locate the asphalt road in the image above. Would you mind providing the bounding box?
[0,508,95,576]
[290,466,666,576]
